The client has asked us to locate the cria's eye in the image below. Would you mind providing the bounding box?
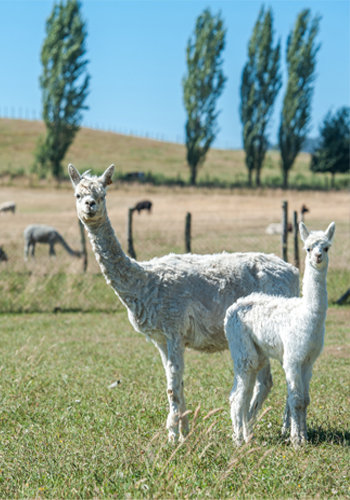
[306,248,311,252]
[76,193,81,200]
[324,247,329,252]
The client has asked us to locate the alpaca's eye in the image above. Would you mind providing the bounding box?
[306,248,311,252]
[324,247,329,252]
[76,193,81,200]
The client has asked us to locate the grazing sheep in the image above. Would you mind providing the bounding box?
[24,224,81,259]
[68,163,299,442]
[225,222,335,447]
[0,201,16,214]
[133,200,152,214]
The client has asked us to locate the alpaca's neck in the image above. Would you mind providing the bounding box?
[84,215,145,308]
[302,261,328,315]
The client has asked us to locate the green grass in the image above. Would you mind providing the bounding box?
[0,308,349,498]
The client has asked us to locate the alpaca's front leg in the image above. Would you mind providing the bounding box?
[281,400,291,436]
[300,364,313,440]
[284,364,308,447]
[156,338,188,442]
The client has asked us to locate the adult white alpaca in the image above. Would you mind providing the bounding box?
[68,163,300,441]
[224,221,335,447]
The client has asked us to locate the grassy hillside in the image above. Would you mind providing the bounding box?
[0,118,348,189]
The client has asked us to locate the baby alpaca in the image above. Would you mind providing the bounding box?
[224,222,335,447]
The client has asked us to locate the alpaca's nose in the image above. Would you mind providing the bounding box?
[85,198,96,209]
[315,252,322,263]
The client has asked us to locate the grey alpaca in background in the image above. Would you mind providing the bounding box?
[24,224,81,259]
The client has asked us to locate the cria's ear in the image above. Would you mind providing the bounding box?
[299,222,309,242]
[100,164,115,187]
[68,164,81,187]
[325,222,335,244]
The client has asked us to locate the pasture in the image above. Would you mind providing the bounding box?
[0,182,349,497]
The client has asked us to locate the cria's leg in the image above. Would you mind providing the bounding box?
[248,359,273,424]
[284,364,308,447]
[300,363,313,441]
[230,368,257,446]
[281,400,290,437]
[156,338,188,443]
[225,313,260,446]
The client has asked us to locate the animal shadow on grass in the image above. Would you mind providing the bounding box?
[307,426,350,446]
[265,426,350,447]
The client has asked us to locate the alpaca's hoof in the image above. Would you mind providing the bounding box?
[233,434,244,447]
[281,425,289,436]
[167,431,178,444]
[291,435,307,448]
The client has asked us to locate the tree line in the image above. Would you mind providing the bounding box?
[34,1,349,189]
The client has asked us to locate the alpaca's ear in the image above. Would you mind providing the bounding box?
[68,164,81,187]
[325,222,335,244]
[299,222,309,242]
[100,164,115,187]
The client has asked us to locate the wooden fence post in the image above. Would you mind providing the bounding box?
[127,208,137,259]
[78,220,88,272]
[185,212,191,253]
[293,210,299,268]
[282,200,288,262]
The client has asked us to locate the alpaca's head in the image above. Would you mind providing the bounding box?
[68,164,115,225]
[300,222,335,270]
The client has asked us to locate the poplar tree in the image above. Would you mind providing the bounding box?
[35,0,90,179]
[279,9,320,189]
[240,7,281,187]
[183,8,226,186]
[311,107,350,187]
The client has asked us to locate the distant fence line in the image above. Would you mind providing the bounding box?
[0,107,236,149]
[0,106,185,145]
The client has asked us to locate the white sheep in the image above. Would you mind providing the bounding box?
[68,163,300,442]
[224,221,335,447]
[0,201,16,214]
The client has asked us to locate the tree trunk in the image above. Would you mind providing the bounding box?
[247,168,253,187]
[255,167,261,187]
[190,164,197,186]
[282,168,289,190]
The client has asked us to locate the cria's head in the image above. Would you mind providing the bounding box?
[68,164,115,225]
[299,222,335,269]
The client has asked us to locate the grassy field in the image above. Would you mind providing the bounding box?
[0,309,349,498]
[0,118,349,497]
[0,118,349,189]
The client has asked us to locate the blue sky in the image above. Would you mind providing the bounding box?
[0,0,349,149]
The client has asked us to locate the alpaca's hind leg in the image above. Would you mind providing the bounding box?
[226,314,260,445]
[230,368,257,445]
[248,359,273,424]
[156,338,188,442]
